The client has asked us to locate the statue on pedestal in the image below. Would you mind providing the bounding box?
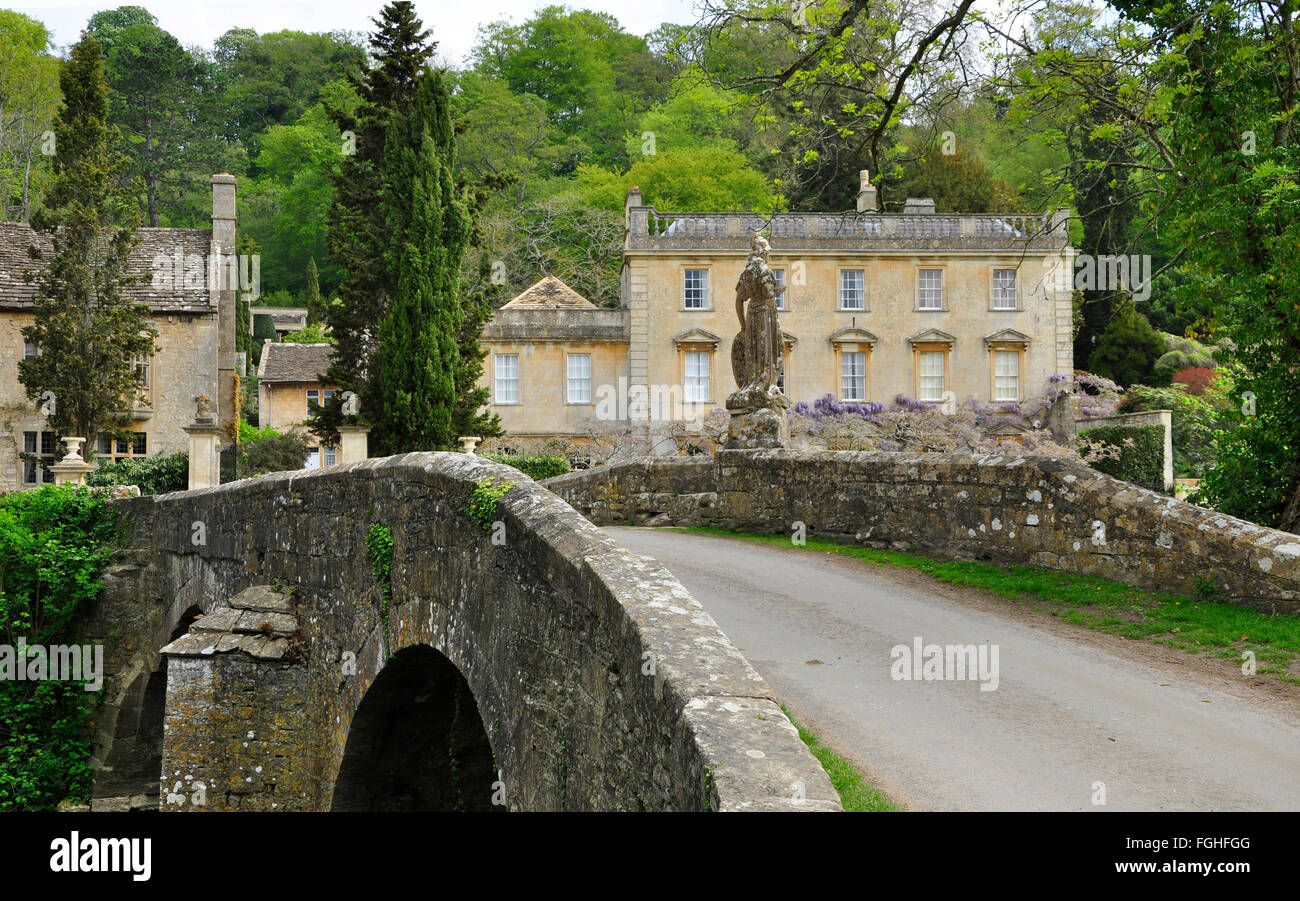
[725,233,789,449]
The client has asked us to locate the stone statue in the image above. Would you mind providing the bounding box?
[725,233,789,449]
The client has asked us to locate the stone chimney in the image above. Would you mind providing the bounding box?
[856,170,878,213]
[626,184,643,219]
[903,197,936,215]
[212,174,237,437]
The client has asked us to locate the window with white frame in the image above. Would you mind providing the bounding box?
[994,350,1020,401]
[22,340,37,360]
[776,352,787,394]
[22,430,56,485]
[566,353,592,403]
[840,269,865,310]
[992,269,1018,309]
[840,351,866,400]
[919,350,945,401]
[773,269,786,310]
[918,269,944,309]
[684,351,710,403]
[494,354,519,404]
[323,445,338,466]
[684,269,709,309]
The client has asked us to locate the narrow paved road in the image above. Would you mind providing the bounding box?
[606,527,1300,811]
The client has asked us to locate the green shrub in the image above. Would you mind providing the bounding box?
[0,486,120,809]
[239,430,310,477]
[1078,424,1167,491]
[482,453,570,481]
[85,451,188,495]
[252,313,277,347]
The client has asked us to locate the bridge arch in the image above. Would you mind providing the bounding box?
[331,644,499,811]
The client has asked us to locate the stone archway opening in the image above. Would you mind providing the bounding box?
[330,645,501,812]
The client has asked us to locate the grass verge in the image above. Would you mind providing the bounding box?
[781,705,899,812]
[667,526,1300,683]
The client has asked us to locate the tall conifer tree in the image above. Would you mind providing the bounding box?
[20,33,154,447]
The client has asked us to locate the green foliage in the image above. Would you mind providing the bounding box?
[281,322,334,345]
[463,476,513,533]
[482,454,569,481]
[238,420,277,443]
[238,429,309,477]
[0,486,120,809]
[1087,298,1166,387]
[252,313,277,348]
[451,254,502,441]
[85,451,188,495]
[364,524,393,604]
[573,145,781,214]
[0,11,60,222]
[1078,424,1166,492]
[890,147,1024,213]
[1121,380,1232,478]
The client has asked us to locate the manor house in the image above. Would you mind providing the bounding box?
[0,175,239,490]
[480,173,1075,451]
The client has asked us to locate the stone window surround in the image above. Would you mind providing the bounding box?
[989,264,1022,311]
[838,267,868,311]
[565,352,593,406]
[907,329,955,402]
[916,266,947,311]
[829,327,877,402]
[672,328,720,406]
[681,265,711,311]
[984,329,1031,404]
[493,352,521,406]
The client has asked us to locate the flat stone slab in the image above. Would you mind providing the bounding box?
[160,585,298,659]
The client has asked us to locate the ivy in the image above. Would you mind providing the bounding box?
[1078,425,1166,492]
[364,524,394,644]
[0,486,120,810]
[463,477,514,534]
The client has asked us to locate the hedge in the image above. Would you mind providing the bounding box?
[85,451,189,496]
[1078,424,1166,492]
[482,453,571,481]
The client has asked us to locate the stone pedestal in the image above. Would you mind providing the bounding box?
[724,407,789,450]
[50,437,96,485]
[183,423,224,490]
[338,425,370,464]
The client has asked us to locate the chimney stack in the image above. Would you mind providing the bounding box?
[856,170,878,213]
[211,174,237,438]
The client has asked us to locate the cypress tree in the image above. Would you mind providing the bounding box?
[450,252,503,441]
[19,33,154,447]
[315,2,435,442]
[304,257,323,325]
[370,70,468,453]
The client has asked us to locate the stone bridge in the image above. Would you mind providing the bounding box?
[86,453,839,812]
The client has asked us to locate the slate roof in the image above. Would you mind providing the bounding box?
[257,342,334,384]
[501,276,596,310]
[0,221,216,312]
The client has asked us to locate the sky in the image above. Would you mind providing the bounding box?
[15,0,700,64]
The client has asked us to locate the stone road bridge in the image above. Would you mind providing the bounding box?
[89,454,838,812]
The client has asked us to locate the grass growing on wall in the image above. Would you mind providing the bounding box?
[782,706,900,812]
[0,486,121,809]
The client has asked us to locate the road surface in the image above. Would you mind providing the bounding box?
[606,527,1300,811]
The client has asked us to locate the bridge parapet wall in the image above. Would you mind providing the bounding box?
[544,450,1300,613]
[116,452,838,811]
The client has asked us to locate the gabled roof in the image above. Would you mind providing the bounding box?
[257,342,334,383]
[501,276,596,310]
[0,221,216,312]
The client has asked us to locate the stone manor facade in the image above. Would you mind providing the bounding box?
[480,173,1075,451]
